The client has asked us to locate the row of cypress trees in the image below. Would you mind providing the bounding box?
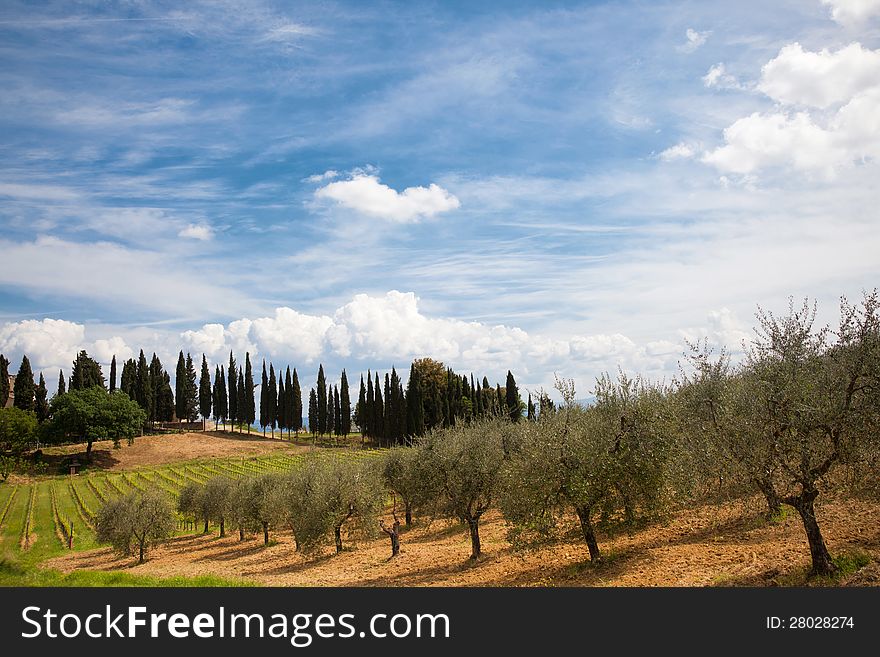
[3,348,526,443]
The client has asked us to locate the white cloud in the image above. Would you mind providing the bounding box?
[821,0,880,27]
[314,173,460,223]
[304,170,339,183]
[92,336,133,364]
[702,63,743,90]
[678,28,710,53]
[703,43,880,175]
[758,42,880,108]
[0,236,252,317]
[702,111,844,174]
[659,142,696,161]
[178,223,214,240]
[261,22,319,42]
[177,291,689,391]
[0,318,132,378]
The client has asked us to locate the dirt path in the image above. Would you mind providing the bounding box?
[43,431,310,471]
[45,496,880,587]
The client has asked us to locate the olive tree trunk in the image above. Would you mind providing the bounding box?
[467,518,481,560]
[575,505,601,562]
[787,491,835,576]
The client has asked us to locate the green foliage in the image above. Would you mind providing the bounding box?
[199,355,212,421]
[12,355,35,412]
[70,350,105,390]
[95,490,175,563]
[418,417,510,558]
[34,373,49,422]
[0,407,38,454]
[500,374,674,561]
[46,387,146,453]
[0,355,9,407]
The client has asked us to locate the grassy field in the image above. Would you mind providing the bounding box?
[0,446,379,586]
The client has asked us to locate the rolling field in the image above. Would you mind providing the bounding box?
[0,445,380,582]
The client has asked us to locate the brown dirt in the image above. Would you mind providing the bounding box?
[45,496,880,587]
[42,431,309,471]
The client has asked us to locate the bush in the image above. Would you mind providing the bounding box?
[95,490,175,563]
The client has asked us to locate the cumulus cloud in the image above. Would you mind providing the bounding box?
[178,223,214,240]
[702,111,844,174]
[703,42,880,175]
[758,42,880,108]
[177,291,688,391]
[821,0,880,27]
[0,318,132,377]
[678,28,709,53]
[314,173,460,223]
[659,142,696,161]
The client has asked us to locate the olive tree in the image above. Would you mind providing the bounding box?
[729,294,880,576]
[419,418,509,560]
[241,473,284,545]
[278,457,330,552]
[95,490,175,564]
[0,407,38,455]
[203,476,233,537]
[226,477,259,541]
[316,458,383,554]
[501,375,673,562]
[380,447,434,526]
[177,482,210,533]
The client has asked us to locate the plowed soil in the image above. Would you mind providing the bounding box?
[43,431,306,471]
[45,496,880,587]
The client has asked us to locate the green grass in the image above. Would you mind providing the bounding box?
[0,558,256,587]
[0,446,379,586]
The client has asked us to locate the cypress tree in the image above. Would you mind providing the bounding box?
[227,352,238,428]
[158,372,175,421]
[284,367,293,437]
[149,354,163,425]
[357,374,367,437]
[316,365,327,436]
[70,350,105,390]
[277,374,286,438]
[260,360,269,434]
[268,363,277,436]
[175,351,186,421]
[388,368,400,444]
[365,371,374,439]
[13,355,35,412]
[340,370,351,436]
[120,359,135,398]
[35,373,49,421]
[0,355,8,405]
[308,388,318,436]
[335,385,342,436]
[214,365,227,429]
[327,384,336,437]
[291,367,302,433]
[527,393,536,421]
[506,370,521,422]
[135,350,152,420]
[374,373,384,444]
[496,384,504,416]
[406,363,424,437]
[199,355,212,427]
[56,369,66,398]
[184,353,198,422]
[237,368,246,433]
[243,354,255,433]
[109,355,117,393]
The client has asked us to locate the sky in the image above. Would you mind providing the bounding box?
[1,0,879,400]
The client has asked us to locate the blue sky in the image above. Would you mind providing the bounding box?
[1,0,879,398]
